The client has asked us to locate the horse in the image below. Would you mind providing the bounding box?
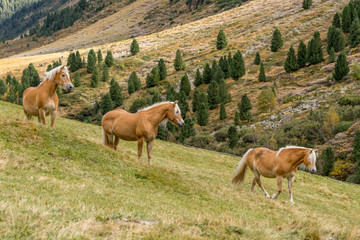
[23,65,74,127]
[101,101,185,165]
[231,146,317,204]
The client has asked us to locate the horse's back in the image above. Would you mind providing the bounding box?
[248,147,278,177]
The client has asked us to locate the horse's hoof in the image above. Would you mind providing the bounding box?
[271,194,277,199]
[265,194,270,198]
[290,200,295,205]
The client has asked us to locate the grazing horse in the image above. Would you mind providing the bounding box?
[101,101,185,165]
[22,66,73,127]
[231,146,317,204]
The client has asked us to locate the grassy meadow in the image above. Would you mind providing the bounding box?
[0,100,359,239]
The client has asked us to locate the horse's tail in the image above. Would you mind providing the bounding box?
[102,127,108,147]
[231,148,253,185]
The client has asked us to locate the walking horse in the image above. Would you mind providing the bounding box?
[231,146,317,204]
[23,65,74,127]
[101,101,185,165]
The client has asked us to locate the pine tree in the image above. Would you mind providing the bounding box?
[89,49,97,64]
[174,49,185,71]
[166,84,178,101]
[207,80,219,110]
[87,52,96,73]
[220,56,231,79]
[270,28,283,52]
[100,93,114,115]
[329,47,336,63]
[158,58,167,80]
[75,51,82,69]
[258,62,266,82]
[110,78,123,107]
[349,18,360,48]
[307,31,323,65]
[47,64,53,71]
[178,91,189,118]
[321,147,335,176]
[258,88,276,113]
[128,71,141,91]
[297,40,307,68]
[254,52,261,65]
[192,88,200,112]
[129,98,147,113]
[130,38,140,55]
[211,60,218,76]
[194,69,203,87]
[180,74,191,96]
[74,72,81,87]
[178,118,195,143]
[302,0,312,10]
[232,50,245,80]
[152,91,161,104]
[212,65,225,83]
[90,67,99,87]
[234,111,240,125]
[21,68,30,90]
[203,63,212,84]
[197,102,209,126]
[128,76,135,94]
[216,29,227,50]
[102,64,109,82]
[97,50,103,64]
[218,79,229,103]
[219,103,227,120]
[105,51,114,67]
[0,79,6,96]
[238,94,252,121]
[146,67,160,88]
[284,46,299,73]
[333,52,349,82]
[332,12,341,29]
[228,126,238,148]
[327,26,345,54]
[342,5,352,33]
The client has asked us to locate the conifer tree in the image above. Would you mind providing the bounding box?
[89,49,97,64]
[234,111,240,125]
[166,85,178,101]
[197,102,209,126]
[284,46,299,73]
[105,51,114,67]
[302,0,312,10]
[146,67,160,88]
[216,29,227,50]
[110,78,123,107]
[219,103,227,120]
[321,147,335,176]
[297,40,307,68]
[327,26,345,54]
[258,62,266,82]
[220,56,231,79]
[178,118,195,143]
[102,64,109,82]
[129,98,147,113]
[158,58,167,80]
[212,65,225,83]
[307,31,323,65]
[232,50,245,80]
[333,52,349,82]
[128,76,135,94]
[349,18,360,48]
[211,59,218,76]
[87,52,96,73]
[194,69,203,87]
[47,64,53,71]
[332,12,341,29]
[203,63,212,84]
[97,50,103,64]
[342,5,352,33]
[192,88,200,112]
[129,71,141,91]
[207,80,219,110]
[218,79,229,103]
[270,28,283,52]
[180,74,191,96]
[228,126,238,148]
[174,49,185,71]
[130,38,140,55]
[178,91,189,118]
[21,69,30,90]
[238,94,252,121]
[254,52,261,65]
[0,79,6,96]
[152,91,161,104]
[100,93,114,115]
[74,72,81,87]
[75,51,82,69]
[329,47,336,63]
[90,67,99,87]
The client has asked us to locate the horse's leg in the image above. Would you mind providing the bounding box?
[250,177,257,194]
[146,140,154,165]
[113,136,120,150]
[38,108,46,125]
[137,138,144,160]
[253,171,270,198]
[287,176,295,204]
[271,176,283,199]
[50,111,56,127]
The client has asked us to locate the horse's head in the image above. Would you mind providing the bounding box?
[56,66,74,92]
[304,149,317,173]
[167,101,185,127]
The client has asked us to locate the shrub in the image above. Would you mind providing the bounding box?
[184,134,216,149]
[214,128,228,142]
[333,121,353,135]
[338,95,360,106]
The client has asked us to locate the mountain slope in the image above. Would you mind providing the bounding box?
[0,100,359,239]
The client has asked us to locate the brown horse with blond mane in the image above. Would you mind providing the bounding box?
[22,65,74,127]
[101,101,185,165]
[231,146,317,204]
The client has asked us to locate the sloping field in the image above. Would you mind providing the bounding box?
[0,100,359,239]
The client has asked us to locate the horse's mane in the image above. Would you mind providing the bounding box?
[276,145,310,158]
[137,101,176,112]
[39,65,69,85]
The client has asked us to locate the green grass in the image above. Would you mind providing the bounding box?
[0,100,359,239]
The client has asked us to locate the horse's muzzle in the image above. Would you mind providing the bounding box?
[310,168,316,174]
[178,121,185,127]
[66,84,74,92]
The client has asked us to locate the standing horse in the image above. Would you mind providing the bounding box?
[231,146,317,204]
[101,101,185,165]
[23,66,73,127]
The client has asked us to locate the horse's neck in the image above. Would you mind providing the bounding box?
[290,149,308,167]
[38,78,58,97]
[144,105,168,127]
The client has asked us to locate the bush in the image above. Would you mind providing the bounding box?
[337,106,360,121]
[184,134,216,149]
[214,128,228,142]
[338,95,360,106]
[333,121,353,135]
[330,160,355,181]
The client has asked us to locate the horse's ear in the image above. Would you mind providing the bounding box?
[60,65,65,70]
[174,100,178,105]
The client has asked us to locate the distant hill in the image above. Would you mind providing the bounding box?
[0,0,39,21]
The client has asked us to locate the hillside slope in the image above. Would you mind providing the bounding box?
[0,100,359,239]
